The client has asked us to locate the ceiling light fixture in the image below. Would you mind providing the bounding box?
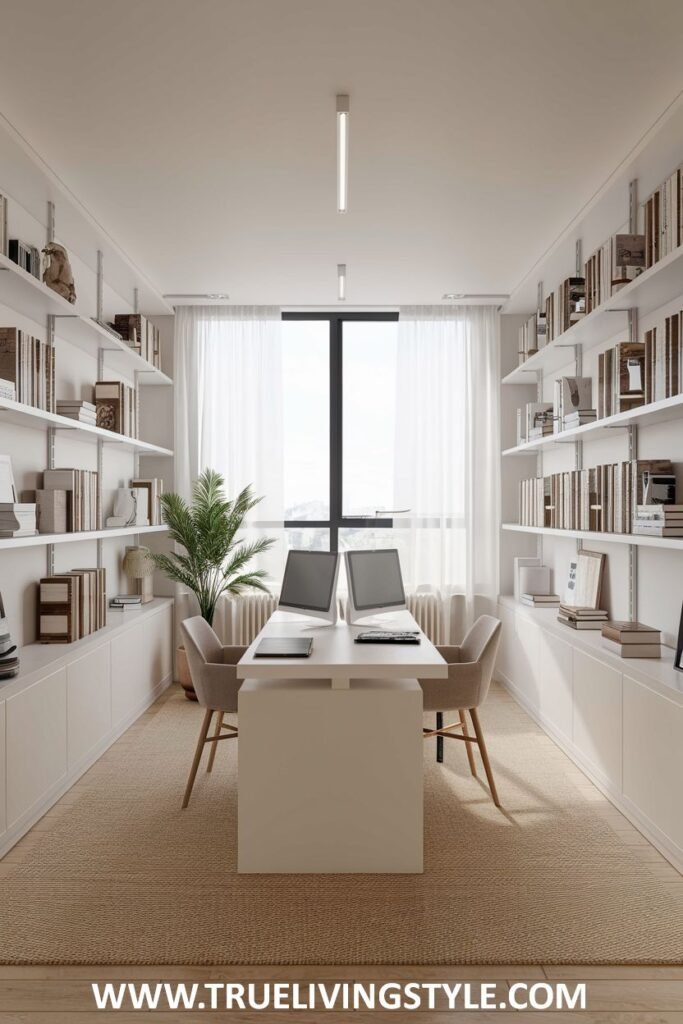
[162,292,230,301]
[336,94,349,213]
[337,263,346,301]
[442,292,510,301]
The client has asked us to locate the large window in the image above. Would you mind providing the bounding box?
[282,313,399,552]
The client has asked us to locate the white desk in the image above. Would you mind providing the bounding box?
[236,612,446,874]
[237,609,448,689]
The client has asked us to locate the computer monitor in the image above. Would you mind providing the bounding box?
[278,550,340,625]
[344,548,407,625]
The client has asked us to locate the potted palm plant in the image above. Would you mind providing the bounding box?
[150,469,273,700]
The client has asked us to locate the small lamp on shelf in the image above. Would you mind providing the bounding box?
[122,545,154,604]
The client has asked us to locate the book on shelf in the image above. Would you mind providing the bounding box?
[517,311,546,365]
[0,327,55,413]
[95,380,138,438]
[42,468,100,532]
[597,342,645,418]
[8,238,40,278]
[558,606,608,630]
[35,489,68,534]
[545,277,585,343]
[553,376,593,432]
[644,164,682,269]
[129,478,164,526]
[643,309,683,403]
[562,410,597,429]
[601,620,661,644]
[520,594,560,607]
[600,636,661,659]
[109,594,143,611]
[56,400,97,425]
[39,568,106,643]
[521,402,553,442]
[113,314,161,369]
[0,502,37,537]
[584,234,646,312]
[519,458,674,534]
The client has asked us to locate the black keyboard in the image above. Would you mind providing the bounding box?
[354,630,421,644]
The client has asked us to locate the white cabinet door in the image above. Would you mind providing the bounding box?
[67,643,111,771]
[512,613,541,710]
[573,649,622,789]
[537,629,573,741]
[0,701,6,836]
[6,668,67,828]
[623,674,683,853]
[110,618,147,727]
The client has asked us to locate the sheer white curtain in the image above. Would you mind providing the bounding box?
[394,306,500,623]
[175,305,285,586]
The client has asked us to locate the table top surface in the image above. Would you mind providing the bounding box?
[237,610,447,680]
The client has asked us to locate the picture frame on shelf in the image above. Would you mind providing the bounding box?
[564,550,605,609]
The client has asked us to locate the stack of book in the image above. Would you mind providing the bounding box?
[585,234,645,312]
[56,400,97,425]
[0,502,37,537]
[38,568,107,644]
[632,504,683,537]
[0,327,55,412]
[114,314,161,369]
[109,594,143,612]
[519,458,673,534]
[95,380,138,438]
[8,238,40,278]
[517,402,553,443]
[553,376,594,432]
[517,311,546,365]
[597,341,645,418]
[601,620,662,659]
[0,596,18,680]
[558,606,608,630]
[43,469,100,532]
[520,593,560,608]
[545,277,586,342]
[643,308,683,403]
[0,376,15,401]
[644,164,682,268]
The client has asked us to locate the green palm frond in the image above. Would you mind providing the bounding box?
[149,469,273,626]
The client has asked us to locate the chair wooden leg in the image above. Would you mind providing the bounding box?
[436,712,444,763]
[460,710,477,777]
[469,707,500,807]
[182,708,213,809]
[206,712,224,773]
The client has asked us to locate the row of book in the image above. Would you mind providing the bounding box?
[0,327,55,412]
[644,163,683,268]
[585,233,645,313]
[545,277,585,343]
[41,469,100,532]
[131,477,164,526]
[95,380,138,438]
[518,458,674,533]
[597,341,644,419]
[516,377,596,443]
[517,311,547,364]
[113,314,161,370]
[632,504,683,538]
[39,568,107,644]
[644,308,683,403]
[8,238,41,279]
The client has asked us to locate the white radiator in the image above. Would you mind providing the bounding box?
[406,593,444,644]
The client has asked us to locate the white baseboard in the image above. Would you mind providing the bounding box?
[498,670,683,875]
[0,672,173,859]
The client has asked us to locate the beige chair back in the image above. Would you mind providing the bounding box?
[460,614,501,708]
[181,616,245,712]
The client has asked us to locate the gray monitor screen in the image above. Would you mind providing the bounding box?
[279,551,338,612]
[346,549,406,611]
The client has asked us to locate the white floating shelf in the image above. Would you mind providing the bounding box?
[0,254,172,386]
[502,244,683,385]
[0,396,173,456]
[0,524,169,550]
[502,522,683,550]
[503,392,683,456]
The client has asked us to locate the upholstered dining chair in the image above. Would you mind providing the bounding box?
[419,614,502,807]
[180,616,247,808]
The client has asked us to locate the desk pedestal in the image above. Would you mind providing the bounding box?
[238,677,423,873]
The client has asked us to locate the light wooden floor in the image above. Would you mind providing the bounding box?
[0,689,681,1020]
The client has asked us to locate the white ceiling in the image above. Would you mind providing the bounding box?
[2,0,683,307]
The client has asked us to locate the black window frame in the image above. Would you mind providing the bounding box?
[281,311,399,553]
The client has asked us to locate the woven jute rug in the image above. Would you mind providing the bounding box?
[0,683,681,965]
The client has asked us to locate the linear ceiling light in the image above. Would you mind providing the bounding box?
[336,94,349,213]
[337,263,346,301]
[163,293,230,300]
[442,292,509,300]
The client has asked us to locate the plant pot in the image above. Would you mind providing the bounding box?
[176,645,197,701]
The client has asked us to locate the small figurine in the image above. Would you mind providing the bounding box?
[42,242,76,304]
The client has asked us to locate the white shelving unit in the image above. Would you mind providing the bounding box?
[502,522,683,550]
[0,524,169,551]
